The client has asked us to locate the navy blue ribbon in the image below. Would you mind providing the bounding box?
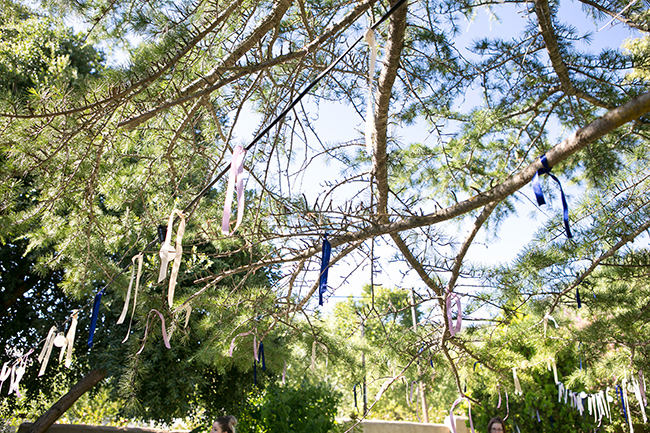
[532,154,573,239]
[319,235,331,306]
[157,225,167,243]
[258,342,266,371]
[617,385,627,421]
[576,287,582,308]
[353,384,358,408]
[87,288,105,347]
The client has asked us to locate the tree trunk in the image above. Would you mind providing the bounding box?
[26,368,106,433]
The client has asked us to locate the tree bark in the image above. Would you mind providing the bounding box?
[26,368,106,433]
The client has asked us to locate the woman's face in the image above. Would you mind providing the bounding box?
[490,422,504,433]
[211,422,223,433]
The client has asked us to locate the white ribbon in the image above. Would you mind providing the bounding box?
[633,375,648,423]
[118,253,143,324]
[513,368,523,395]
[222,145,247,236]
[364,28,377,155]
[446,291,462,336]
[37,326,57,377]
[558,382,565,403]
[8,351,31,398]
[310,341,328,372]
[158,210,186,308]
[0,362,10,394]
[623,378,634,433]
[64,310,79,368]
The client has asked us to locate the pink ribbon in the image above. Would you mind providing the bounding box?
[136,309,172,355]
[640,370,647,407]
[228,331,253,357]
[222,145,247,236]
[282,360,287,385]
[449,396,475,433]
[446,291,462,336]
[497,384,501,409]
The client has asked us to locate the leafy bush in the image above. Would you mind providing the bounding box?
[238,381,342,433]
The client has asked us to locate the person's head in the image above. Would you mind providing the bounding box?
[487,417,505,433]
[211,415,237,433]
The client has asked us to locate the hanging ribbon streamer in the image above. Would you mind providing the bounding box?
[228,331,253,357]
[0,362,10,394]
[354,384,358,408]
[282,360,287,385]
[543,314,558,338]
[504,387,510,420]
[37,326,57,376]
[64,310,79,367]
[364,28,377,155]
[576,286,582,308]
[617,384,628,423]
[121,255,143,343]
[319,234,331,306]
[633,375,648,423]
[640,370,647,407]
[623,378,634,433]
[118,253,143,324]
[157,210,186,308]
[136,309,172,355]
[497,384,502,409]
[8,351,31,398]
[446,291,462,336]
[449,396,476,433]
[88,288,105,348]
[222,145,247,236]
[531,153,573,238]
[513,368,523,395]
[257,342,266,371]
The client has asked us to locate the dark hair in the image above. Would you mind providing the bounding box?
[487,417,505,433]
[215,415,237,433]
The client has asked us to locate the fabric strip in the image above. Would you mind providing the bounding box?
[88,288,105,348]
[319,235,331,306]
[222,145,247,236]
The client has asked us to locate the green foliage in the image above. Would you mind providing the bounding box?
[238,381,342,433]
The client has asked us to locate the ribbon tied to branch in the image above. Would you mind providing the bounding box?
[158,209,186,308]
[319,234,331,306]
[531,153,573,238]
